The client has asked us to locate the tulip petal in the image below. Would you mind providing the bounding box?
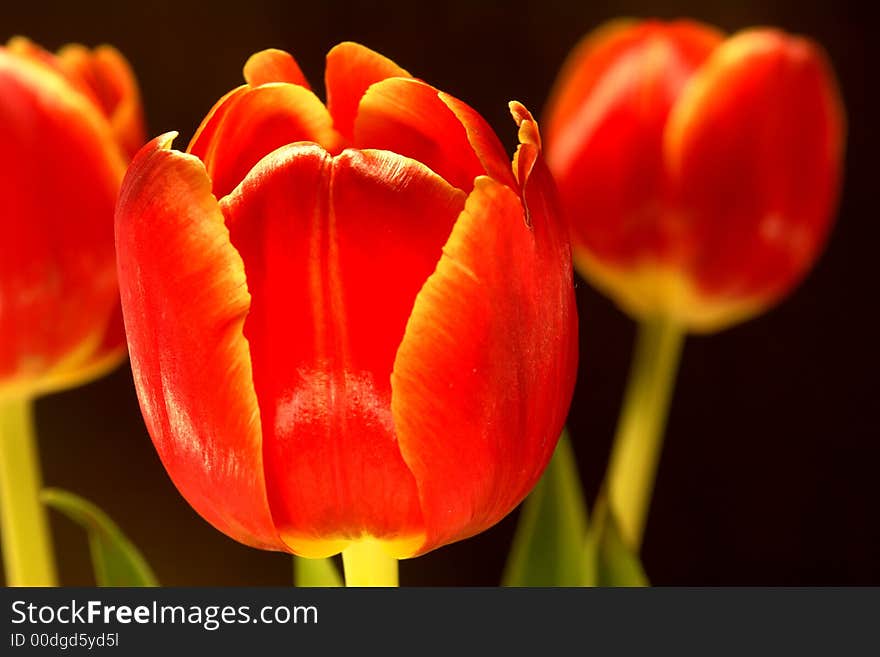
[6,36,58,69]
[7,38,144,160]
[543,20,723,147]
[0,49,126,398]
[188,84,343,198]
[115,134,285,551]
[221,145,466,557]
[354,78,514,192]
[665,29,845,314]
[185,86,246,163]
[325,41,411,141]
[56,44,146,159]
[18,304,127,400]
[438,92,517,189]
[243,48,310,88]
[392,108,578,555]
[543,21,722,266]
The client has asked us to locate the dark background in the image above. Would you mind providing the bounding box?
[1,0,876,585]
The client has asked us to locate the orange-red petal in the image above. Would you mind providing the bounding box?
[185,85,247,163]
[243,48,310,88]
[544,20,723,266]
[665,29,845,307]
[354,78,491,191]
[0,48,125,397]
[5,36,64,77]
[392,109,578,555]
[115,134,285,551]
[56,43,146,159]
[543,19,723,146]
[221,145,466,556]
[187,83,342,198]
[438,92,517,189]
[325,41,411,141]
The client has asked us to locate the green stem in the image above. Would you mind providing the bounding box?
[605,316,685,552]
[0,397,57,585]
[341,541,398,587]
[293,555,343,587]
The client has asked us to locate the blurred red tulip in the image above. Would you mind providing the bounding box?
[0,38,145,400]
[544,20,845,331]
[115,44,577,558]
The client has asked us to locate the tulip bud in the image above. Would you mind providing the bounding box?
[0,38,145,399]
[115,44,578,558]
[544,20,845,331]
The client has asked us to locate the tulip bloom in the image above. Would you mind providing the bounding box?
[115,44,577,558]
[0,37,145,399]
[0,37,143,587]
[544,21,844,331]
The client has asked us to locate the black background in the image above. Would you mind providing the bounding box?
[1,0,876,585]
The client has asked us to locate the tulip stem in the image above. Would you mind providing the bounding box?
[341,540,398,587]
[0,397,57,585]
[604,316,685,552]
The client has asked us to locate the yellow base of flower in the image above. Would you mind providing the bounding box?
[283,531,424,561]
[573,249,766,333]
[288,535,408,587]
[0,337,125,403]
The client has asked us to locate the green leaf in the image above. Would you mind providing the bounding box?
[294,555,342,587]
[583,497,649,587]
[41,488,158,587]
[502,431,589,586]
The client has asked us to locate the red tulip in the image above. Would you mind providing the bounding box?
[0,37,145,399]
[544,20,845,331]
[115,44,577,557]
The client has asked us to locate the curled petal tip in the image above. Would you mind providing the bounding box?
[509,101,542,149]
[156,131,179,150]
[509,102,542,196]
